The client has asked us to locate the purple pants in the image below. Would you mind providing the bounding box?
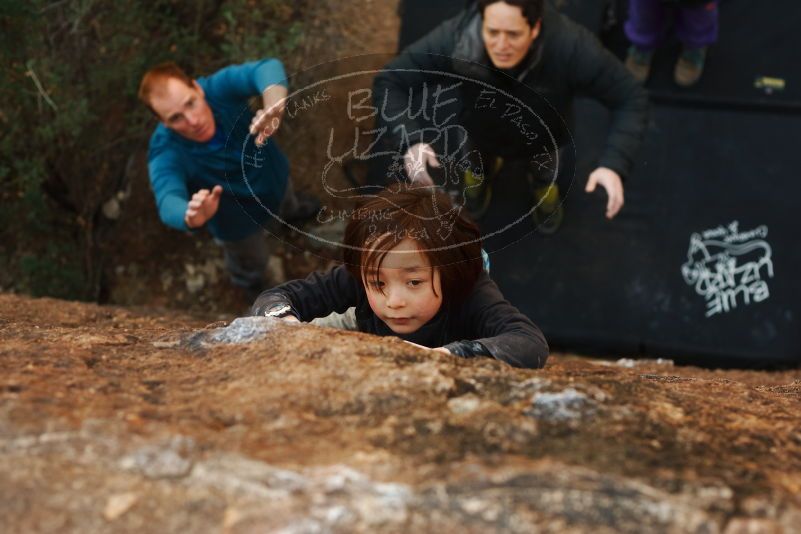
[625,0,719,49]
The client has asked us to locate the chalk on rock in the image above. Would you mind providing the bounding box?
[182,316,290,349]
[119,436,195,479]
[447,395,482,415]
[526,388,596,422]
[208,316,288,344]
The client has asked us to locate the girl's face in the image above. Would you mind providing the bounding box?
[363,238,443,334]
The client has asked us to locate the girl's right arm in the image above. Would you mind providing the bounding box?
[457,273,550,369]
[250,265,360,321]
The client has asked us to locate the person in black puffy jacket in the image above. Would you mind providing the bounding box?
[373,0,648,232]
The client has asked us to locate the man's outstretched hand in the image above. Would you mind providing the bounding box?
[250,84,288,146]
[184,185,223,229]
[585,166,624,219]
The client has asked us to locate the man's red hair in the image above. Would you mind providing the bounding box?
[138,62,194,113]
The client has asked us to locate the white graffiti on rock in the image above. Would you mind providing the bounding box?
[681,221,774,318]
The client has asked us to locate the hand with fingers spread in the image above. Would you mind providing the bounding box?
[403,142,441,186]
[250,84,288,146]
[184,185,223,228]
[585,167,625,219]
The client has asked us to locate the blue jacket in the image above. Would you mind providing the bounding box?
[147,59,290,242]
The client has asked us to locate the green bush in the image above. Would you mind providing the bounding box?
[0,0,302,301]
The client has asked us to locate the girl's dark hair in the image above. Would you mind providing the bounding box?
[477,0,544,27]
[343,186,484,304]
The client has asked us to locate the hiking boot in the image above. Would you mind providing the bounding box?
[463,156,502,220]
[674,46,707,87]
[531,182,563,235]
[625,45,654,83]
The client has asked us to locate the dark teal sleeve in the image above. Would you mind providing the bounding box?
[148,135,190,232]
[202,59,288,103]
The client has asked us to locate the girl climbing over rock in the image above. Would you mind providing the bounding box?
[251,186,548,369]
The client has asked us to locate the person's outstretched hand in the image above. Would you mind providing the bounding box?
[250,84,288,146]
[585,166,624,219]
[403,142,440,186]
[184,185,223,228]
[403,340,451,355]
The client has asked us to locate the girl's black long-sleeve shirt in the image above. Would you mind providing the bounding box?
[251,265,548,369]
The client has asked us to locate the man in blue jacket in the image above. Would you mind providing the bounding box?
[138,60,316,297]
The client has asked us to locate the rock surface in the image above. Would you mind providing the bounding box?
[1,293,800,533]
